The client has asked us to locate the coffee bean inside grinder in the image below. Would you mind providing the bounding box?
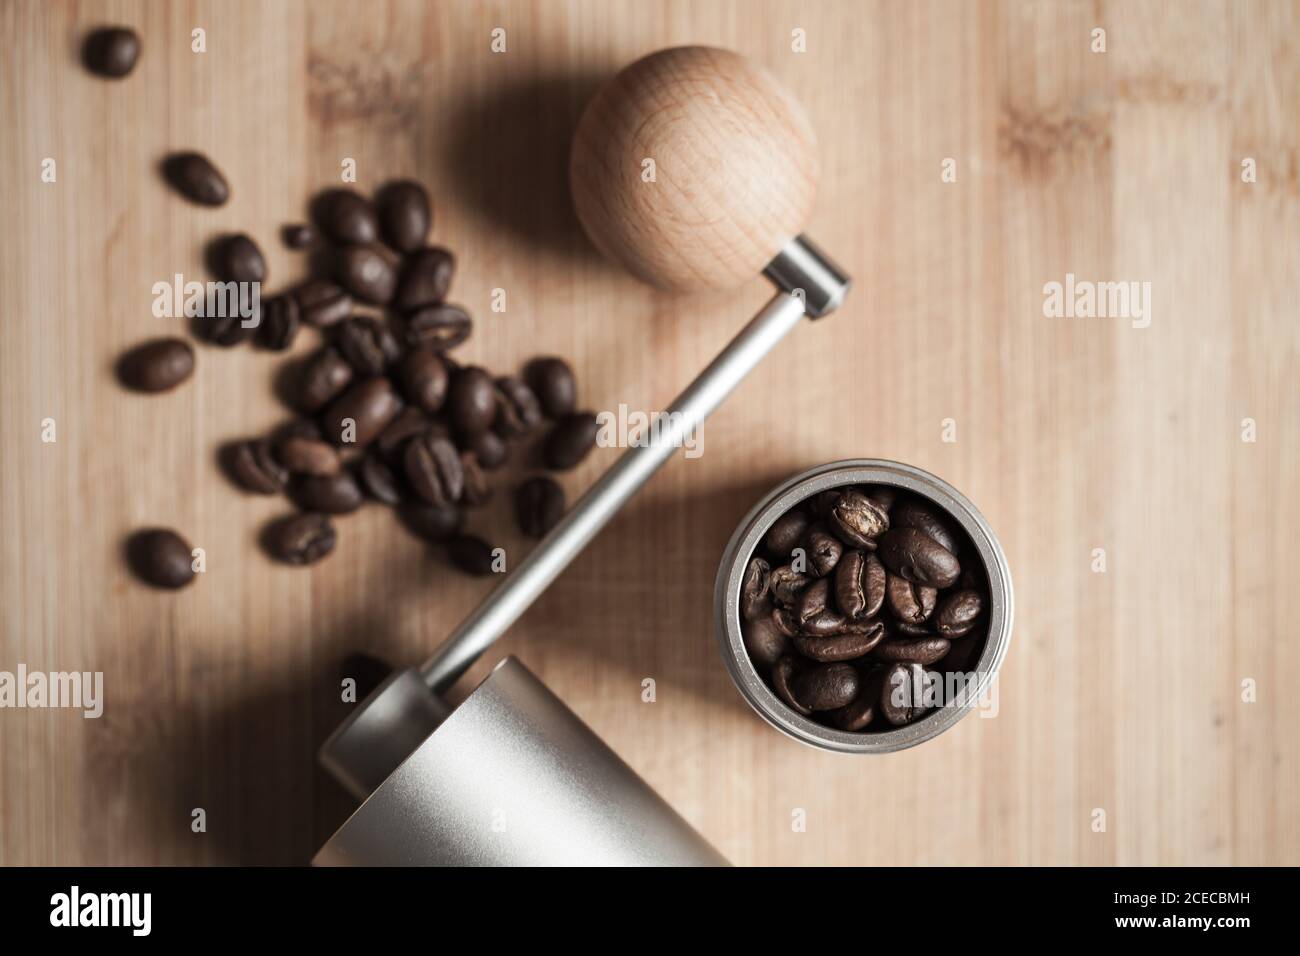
[739,484,990,733]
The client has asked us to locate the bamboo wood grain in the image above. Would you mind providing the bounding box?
[0,0,1296,866]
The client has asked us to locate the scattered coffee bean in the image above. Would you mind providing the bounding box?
[227,438,288,494]
[336,243,398,304]
[460,453,492,507]
[515,476,564,538]
[741,482,990,733]
[358,451,403,505]
[524,357,577,419]
[282,223,315,249]
[492,376,542,438]
[401,303,472,350]
[321,377,403,446]
[878,527,961,589]
[470,430,509,470]
[126,528,195,588]
[83,26,140,78]
[543,411,598,470]
[313,188,379,245]
[398,502,463,542]
[201,312,256,347]
[258,294,301,351]
[266,512,336,565]
[162,152,229,206]
[209,233,266,283]
[447,535,497,576]
[296,346,354,412]
[376,180,432,253]
[397,347,449,413]
[374,406,432,462]
[446,366,497,437]
[394,246,454,310]
[404,431,463,506]
[291,471,364,514]
[335,316,401,376]
[118,338,195,392]
[295,279,351,328]
[276,436,340,476]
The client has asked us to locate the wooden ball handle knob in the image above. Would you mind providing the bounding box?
[570,46,819,293]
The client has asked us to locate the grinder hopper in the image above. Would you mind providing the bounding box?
[315,46,851,866]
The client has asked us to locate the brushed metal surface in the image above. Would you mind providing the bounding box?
[315,658,729,866]
[714,459,1014,753]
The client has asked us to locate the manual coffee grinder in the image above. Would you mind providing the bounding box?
[314,46,850,866]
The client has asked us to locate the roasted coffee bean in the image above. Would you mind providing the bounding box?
[543,412,599,470]
[402,303,472,350]
[874,637,951,665]
[769,565,812,606]
[201,312,256,347]
[295,279,351,328]
[394,246,454,311]
[797,577,831,623]
[764,511,810,558]
[282,223,315,249]
[397,348,449,414]
[448,535,497,576]
[492,376,543,438]
[878,527,961,588]
[277,418,323,442]
[208,233,266,284]
[258,294,301,351]
[276,436,340,476]
[375,181,432,253]
[743,615,789,672]
[893,621,935,638]
[793,621,885,663]
[313,188,378,245]
[886,574,938,624]
[398,502,463,542]
[804,526,843,577]
[358,452,403,505]
[772,656,811,716]
[336,243,398,304]
[227,438,288,494]
[830,690,875,731]
[446,366,497,437]
[806,489,843,520]
[740,557,771,621]
[834,550,886,620]
[83,27,140,78]
[798,608,881,639]
[864,484,898,513]
[265,512,336,565]
[374,406,431,462]
[793,663,860,711]
[296,346,354,411]
[321,377,403,446]
[161,152,229,206]
[291,471,364,514]
[515,476,564,538]
[829,488,889,549]
[771,605,802,638]
[118,338,194,392]
[127,528,195,589]
[934,589,983,638]
[340,652,392,699]
[880,662,932,726]
[524,357,577,419]
[335,316,402,376]
[469,430,509,470]
[891,496,960,556]
[404,432,463,506]
[460,453,492,507]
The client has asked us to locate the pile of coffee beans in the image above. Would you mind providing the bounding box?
[740,484,990,732]
[117,142,595,585]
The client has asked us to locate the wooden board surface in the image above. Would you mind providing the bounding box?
[1,0,1297,866]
